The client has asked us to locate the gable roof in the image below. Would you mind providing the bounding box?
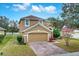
[19,15,44,24]
[22,22,52,32]
[0,27,6,31]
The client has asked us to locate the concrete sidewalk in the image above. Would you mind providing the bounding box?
[56,52,79,56]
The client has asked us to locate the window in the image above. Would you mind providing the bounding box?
[25,20,30,27]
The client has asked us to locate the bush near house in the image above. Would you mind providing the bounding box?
[53,28,60,39]
[0,35,5,43]
[17,35,24,44]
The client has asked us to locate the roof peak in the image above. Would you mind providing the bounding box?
[23,15,44,19]
[19,15,44,23]
[22,22,51,32]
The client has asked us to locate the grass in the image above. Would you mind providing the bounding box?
[0,34,36,56]
[72,32,79,34]
[55,38,79,52]
[1,45,36,56]
[0,35,13,50]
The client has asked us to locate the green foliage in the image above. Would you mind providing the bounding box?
[0,16,19,32]
[17,35,24,44]
[46,17,64,28]
[0,35,5,43]
[46,17,57,27]
[0,16,9,29]
[61,3,79,28]
[53,28,60,38]
[0,52,3,55]
[8,20,19,32]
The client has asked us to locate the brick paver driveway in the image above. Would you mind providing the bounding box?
[28,42,67,56]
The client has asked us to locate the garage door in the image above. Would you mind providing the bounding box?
[28,33,48,42]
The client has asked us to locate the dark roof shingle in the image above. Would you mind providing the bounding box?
[19,15,44,23]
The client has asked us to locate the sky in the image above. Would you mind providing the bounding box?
[0,3,63,21]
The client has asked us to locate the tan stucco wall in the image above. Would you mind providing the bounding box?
[23,25,51,35]
[22,25,52,42]
[30,20,39,26]
[43,21,51,27]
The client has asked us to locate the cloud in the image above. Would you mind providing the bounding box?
[32,5,56,13]
[13,3,30,11]
[32,5,41,12]
[45,6,56,13]
[39,5,45,11]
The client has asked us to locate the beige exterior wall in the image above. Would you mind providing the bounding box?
[23,25,51,35]
[19,19,51,31]
[30,20,39,26]
[43,21,50,27]
[22,25,52,42]
[23,35,27,43]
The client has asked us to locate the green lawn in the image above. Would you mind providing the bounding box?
[0,35,13,50]
[55,38,79,52]
[0,34,36,56]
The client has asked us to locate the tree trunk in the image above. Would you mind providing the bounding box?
[65,41,69,46]
[65,38,69,46]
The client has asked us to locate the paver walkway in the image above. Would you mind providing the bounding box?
[29,42,67,56]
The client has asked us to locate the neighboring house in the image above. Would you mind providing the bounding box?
[71,30,79,39]
[0,27,6,35]
[19,15,52,43]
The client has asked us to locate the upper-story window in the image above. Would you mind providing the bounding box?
[25,20,30,27]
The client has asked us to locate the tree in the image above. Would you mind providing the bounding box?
[62,25,72,46]
[46,17,61,41]
[8,20,19,34]
[46,17,56,27]
[61,3,79,46]
[61,3,79,29]
[0,16,19,33]
[46,17,64,29]
[64,33,71,46]
[0,16,9,29]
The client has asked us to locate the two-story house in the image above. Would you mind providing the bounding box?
[19,15,52,43]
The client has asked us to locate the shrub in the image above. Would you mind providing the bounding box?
[0,52,3,55]
[53,28,60,39]
[0,35,5,43]
[17,35,24,44]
